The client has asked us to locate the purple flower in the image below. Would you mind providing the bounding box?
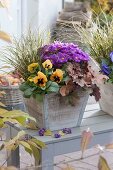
[41,41,90,67]
[101,63,111,76]
[110,52,113,62]
[54,133,61,138]
[38,128,46,136]
[62,128,72,134]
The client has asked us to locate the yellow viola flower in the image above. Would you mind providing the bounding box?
[27,76,34,82]
[42,59,52,70]
[50,69,63,83]
[34,71,47,87]
[28,63,38,73]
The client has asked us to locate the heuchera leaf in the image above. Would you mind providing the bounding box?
[90,84,101,101]
[98,156,111,170]
[60,85,67,96]
[81,128,93,158]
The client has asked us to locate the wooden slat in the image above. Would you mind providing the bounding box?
[85,103,100,112]
[31,119,113,144]
[82,114,113,126]
[83,110,106,118]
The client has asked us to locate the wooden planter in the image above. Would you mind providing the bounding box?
[0,86,25,111]
[99,82,113,116]
[24,90,89,131]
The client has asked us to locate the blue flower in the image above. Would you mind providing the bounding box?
[110,52,113,62]
[101,63,111,76]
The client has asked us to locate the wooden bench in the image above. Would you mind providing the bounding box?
[6,103,113,170]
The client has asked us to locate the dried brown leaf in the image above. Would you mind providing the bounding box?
[81,128,93,158]
[60,85,67,96]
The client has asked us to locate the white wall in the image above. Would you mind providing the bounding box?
[0,0,22,68]
[38,0,62,32]
[21,0,63,33]
[0,0,21,47]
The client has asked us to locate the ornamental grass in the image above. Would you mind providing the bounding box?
[1,31,50,80]
[73,13,113,83]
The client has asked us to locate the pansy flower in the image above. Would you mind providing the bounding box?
[50,69,63,83]
[28,63,38,73]
[42,59,52,70]
[27,76,34,82]
[34,71,47,87]
[101,63,111,76]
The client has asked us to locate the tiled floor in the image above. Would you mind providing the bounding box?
[1,140,113,170]
[0,97,112,169]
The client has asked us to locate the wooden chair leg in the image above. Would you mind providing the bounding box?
[6,125,20,168]
[36,144,54,170]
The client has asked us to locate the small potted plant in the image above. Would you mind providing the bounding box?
[74,14,113,116]
[19,41,102,130]
[3,33,102,130]
[0,71,25,111]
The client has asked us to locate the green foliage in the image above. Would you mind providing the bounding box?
[46,82,59,93]
[20,80,60,101]
[0,131,46,162]
[0,107,36,128]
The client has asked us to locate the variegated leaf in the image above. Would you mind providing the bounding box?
[26,119,38,130]
[81,128,93,158]
[16,131,26,140]
[0,31,12,42]
[98,156,111,170]
[31,138,46,148]
[1,110,28,118]
[0,65,12,69]
[18,141,32,152]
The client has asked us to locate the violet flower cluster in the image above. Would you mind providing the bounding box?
[101,52,113,76]
[41,41,90,67]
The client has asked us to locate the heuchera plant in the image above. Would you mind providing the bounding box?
[20,41,103,102]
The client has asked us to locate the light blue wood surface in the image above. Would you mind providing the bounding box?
[6,102,113,170]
